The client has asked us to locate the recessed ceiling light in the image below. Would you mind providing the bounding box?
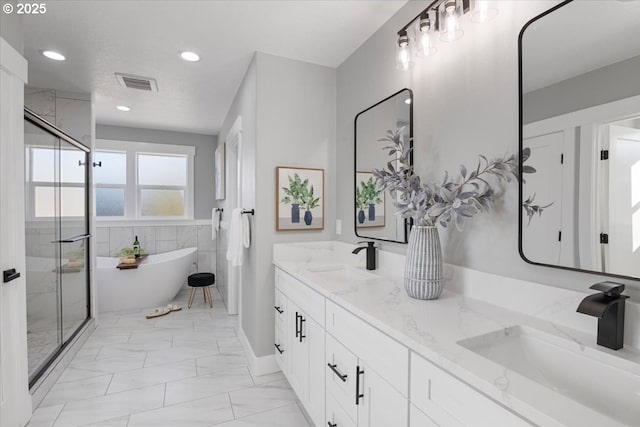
[41,50,66,61]
[404,98,412,105]
[116,105,131,112]
[180,51,200,62]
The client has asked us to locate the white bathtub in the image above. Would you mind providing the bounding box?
[97,247,197,313]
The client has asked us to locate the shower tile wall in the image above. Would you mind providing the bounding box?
[96,225,217,278]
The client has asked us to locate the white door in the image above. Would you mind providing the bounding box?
[607,124,640,277]
[356,361,408,427]
[521,131,564,265]
[0,37,32,427]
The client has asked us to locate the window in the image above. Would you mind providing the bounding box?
[95,140,195,220]
[27,147,87,218]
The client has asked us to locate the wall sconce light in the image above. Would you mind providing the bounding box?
[396,29,414,70]
[395,0,496,70]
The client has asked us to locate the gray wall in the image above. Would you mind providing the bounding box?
[254,52,336,357]
[96,125,217,219]
[523,55,640,124]
[217,52,336,358]
[335,0,640,296]
[0,2,23,54]
[216,55,258,351]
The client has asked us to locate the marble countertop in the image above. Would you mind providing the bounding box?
[273,241,640,427]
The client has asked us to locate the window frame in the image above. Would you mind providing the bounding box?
[96,139,195,221]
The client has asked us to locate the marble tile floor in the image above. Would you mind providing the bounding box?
[28,288,311,427]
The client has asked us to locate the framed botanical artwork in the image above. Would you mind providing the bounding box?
[215,143,225,200]
[276,166,324,231]
[355,171,385,228]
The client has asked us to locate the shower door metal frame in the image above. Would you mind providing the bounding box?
[24,107,92,388]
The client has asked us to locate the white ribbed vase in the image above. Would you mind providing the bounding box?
[404,226,443,300]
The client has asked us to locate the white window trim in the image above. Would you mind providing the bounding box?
[96,139,195,221]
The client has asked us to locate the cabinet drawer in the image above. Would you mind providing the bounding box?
[325,333,358,423]
[274,289,287,331]
[326,392,357,427]
[326,300,408,396]
[275,268,325,326]
[410,353,532,426]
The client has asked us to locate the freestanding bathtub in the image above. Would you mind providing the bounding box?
[97,247,197,313]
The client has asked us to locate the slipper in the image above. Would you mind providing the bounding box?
[167,304,182,312]
[146,307,171,319]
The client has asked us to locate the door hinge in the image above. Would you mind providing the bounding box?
[558,231,562,242]
[600,233,609,244]
[560,154,564,164]
[600,150,609,160]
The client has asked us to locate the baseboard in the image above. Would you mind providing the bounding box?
[238,328,280,377]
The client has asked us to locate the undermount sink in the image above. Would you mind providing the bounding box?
[458,325,640,425]
[306,265,378,281]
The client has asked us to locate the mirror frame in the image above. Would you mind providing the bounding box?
[517,0,638,281]
[354,88,413,244]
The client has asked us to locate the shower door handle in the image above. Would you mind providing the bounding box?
[56,234,92,243]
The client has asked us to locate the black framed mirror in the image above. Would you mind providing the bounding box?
[354,88,413,243]
[519,0,640,280]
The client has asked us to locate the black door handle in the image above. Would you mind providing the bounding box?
[327,363,348,382]
[274,344,284,354]
[55,233,92,243]
[3,268,21,283]
[274,306,284,314]
[299,316,306,342]
[356,365,364,405]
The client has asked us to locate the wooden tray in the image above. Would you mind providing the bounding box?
[117,254,148,270]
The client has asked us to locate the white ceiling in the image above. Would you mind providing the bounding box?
[23,0,407,135]
[522,0,640,93]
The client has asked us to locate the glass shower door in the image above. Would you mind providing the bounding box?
[24,120,62,380]
[24,110,91,386]
[59,139,90,342]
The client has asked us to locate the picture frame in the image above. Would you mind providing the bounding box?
[215,143,225,200]
[276,166,324,231]
[355,171,385,228]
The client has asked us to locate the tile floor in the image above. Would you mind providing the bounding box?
[28,288,311,427]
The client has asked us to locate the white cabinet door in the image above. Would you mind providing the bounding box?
[409,404,439,427]
[356,361,408,427]
[289,301,325,427]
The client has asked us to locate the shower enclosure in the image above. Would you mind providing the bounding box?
[24,108,91,386]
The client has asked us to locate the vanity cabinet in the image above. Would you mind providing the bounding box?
[325,301,409,427]
[410,353,532,426]
[275,269,325,427]
[274,266,532,427]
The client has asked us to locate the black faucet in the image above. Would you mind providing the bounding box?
[576,282,629,350]
[352,241,376,271]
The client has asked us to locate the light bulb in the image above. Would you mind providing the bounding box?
[440,2,464,43]
[416,14,437,57]
[472,0,498,23]
[395,30,413,71]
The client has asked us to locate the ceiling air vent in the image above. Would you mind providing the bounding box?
[115,73,158,92]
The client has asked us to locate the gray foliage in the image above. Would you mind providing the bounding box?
[372,128,518,231]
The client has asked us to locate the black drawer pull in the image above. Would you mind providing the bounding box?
[295,312,300,338]
[299,316,306,342]
[356,365,365,405]
[328,423,337,427]
[274,344,284,354]
[3,268,21,283]
[327,363,348,382]
[274,306,284,314]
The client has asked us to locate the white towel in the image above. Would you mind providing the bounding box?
[211,208,222,240]
[242,212,250,248]
[211,208,217,240]
[226,208,244,266]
